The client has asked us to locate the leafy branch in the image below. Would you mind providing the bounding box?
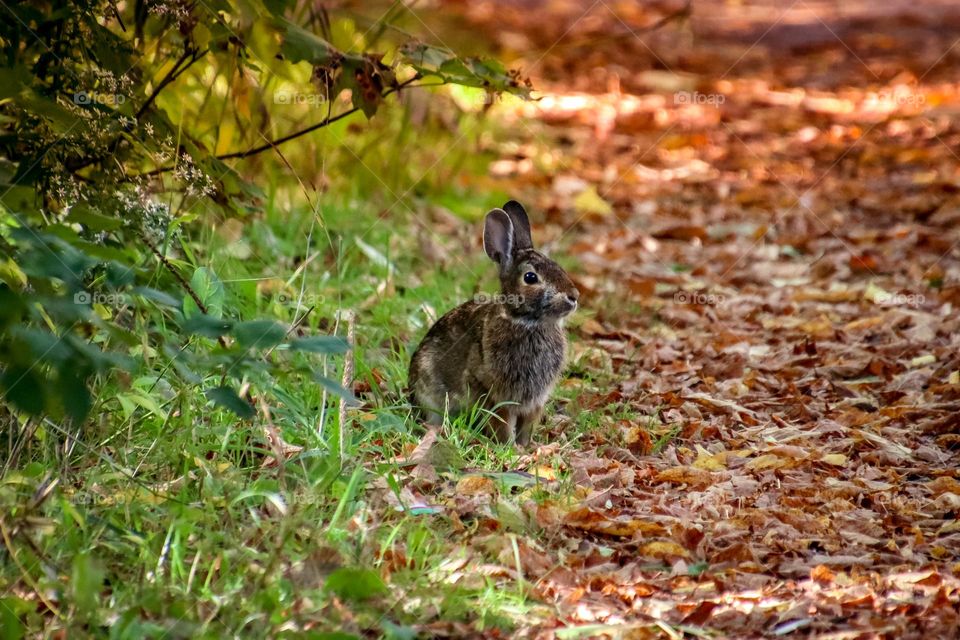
[133,76,445,177]
[0,0,530,425]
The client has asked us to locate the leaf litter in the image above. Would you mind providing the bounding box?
[370,1,960,637]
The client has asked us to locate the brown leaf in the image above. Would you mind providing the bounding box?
[681,600,718,625]
[456,475,497,497]
[810,564,835,584]
[653,466,715,489]
[639,541,689,560]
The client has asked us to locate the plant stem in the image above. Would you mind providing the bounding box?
[135,76,422,177]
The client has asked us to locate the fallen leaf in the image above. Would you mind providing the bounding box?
[456,475,497,497]
[820,453,847,466]
[639,541,689,560]
[572,186,613,216]
[653,466,715,488]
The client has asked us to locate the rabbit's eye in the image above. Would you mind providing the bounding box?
[523,271,539,284]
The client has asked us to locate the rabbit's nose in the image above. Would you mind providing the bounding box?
[566,290,580,305]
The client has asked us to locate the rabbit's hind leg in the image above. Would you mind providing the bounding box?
[486,403,518,444]
[515,406,543,447]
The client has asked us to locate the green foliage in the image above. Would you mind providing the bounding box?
[402,42,532,95]
[324,567,389,602]
[0,0,527,425]
[0,224,355,423]
[0,1,535,636]
[0,227,134,422]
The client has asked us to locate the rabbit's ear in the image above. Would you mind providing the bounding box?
[484,208,514,269]
[502,200,533,251]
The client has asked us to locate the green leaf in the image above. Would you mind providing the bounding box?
[63,335,135,373]
[323,567,387,602]
[0,286,26,323]
[12,229,95,289]
[439,58,473,80]
[0,596,27,640]
[382,622,417,640]
[58,369,92,424]
[401,42,450,68]
[313,373,358,405]
[66,205,123,231]
[70,553,104,619]
[183,267,224,318]
[233,319,287,349]
[206,386,255,419]
[182,313,233,339]
[162,344,200,384]
[262,0,295,17]
[0,183,37,215]
[88,23,136,76]
[105,261,135,287]
[1,367,45,414]
[133,286,181,308]
[362,412,407,435]
[16,94,85,135]
[482,470,541,489]
[277,18,341,66]
[10,327,71,364]
[204,156,265,202]
[115,391,166,420]
[289,336,349,354]
[400,43,531,98]
[0,66,29,100]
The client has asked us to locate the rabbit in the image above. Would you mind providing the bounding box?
[408,200,580,445]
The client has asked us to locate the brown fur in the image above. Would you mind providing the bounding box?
[408,201,579,445]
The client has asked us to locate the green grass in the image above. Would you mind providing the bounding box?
[0,98,597,637]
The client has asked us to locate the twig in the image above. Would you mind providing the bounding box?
[135,75,421,177]
[108,0,126,31]
[213,75,418,160]
[136,228,229,348]
[530,0,691,54]
[258,397,303,469]
[0,518,64,620]
[642,0,692,33]
[66,48,208,174]
[338,310,356,467]
[42,417,189,506]
[135,47,208,120]
[137,229,206,314]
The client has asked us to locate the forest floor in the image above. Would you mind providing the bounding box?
[388,0,960,636]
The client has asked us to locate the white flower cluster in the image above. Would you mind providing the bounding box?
[49,173,85,206]
[116,187,175,244]
[173,153,215,199]
[148,0,190,20]
[89,68,132,95]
